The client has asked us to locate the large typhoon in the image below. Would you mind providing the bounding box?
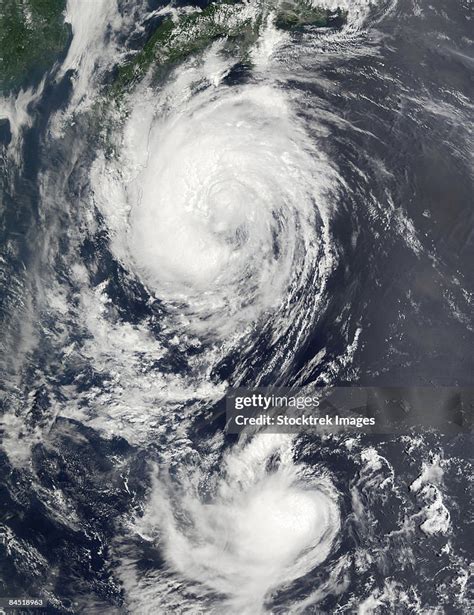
[0,1,472,614]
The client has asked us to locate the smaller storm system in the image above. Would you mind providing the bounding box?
[0,0,472,614]
[134,436,340,613]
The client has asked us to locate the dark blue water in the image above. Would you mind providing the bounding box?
[0,0,472,613]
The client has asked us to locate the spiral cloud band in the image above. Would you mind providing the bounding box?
[134,436,341,614]
[92,80,338,345]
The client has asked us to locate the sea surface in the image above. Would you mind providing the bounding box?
[0,1,472,613]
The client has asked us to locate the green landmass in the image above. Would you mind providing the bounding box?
[114,0,347,93]
[0,0,70,92]
[114,0,257,92]
[0,0,347,97]
[275,1,347,30]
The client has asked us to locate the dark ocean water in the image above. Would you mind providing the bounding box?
[0,1,472,613]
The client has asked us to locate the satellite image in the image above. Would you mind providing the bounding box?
[0,1,472,613]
